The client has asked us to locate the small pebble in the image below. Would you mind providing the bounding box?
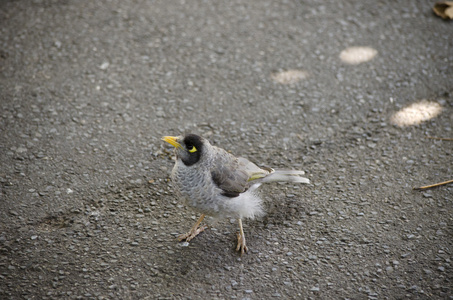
[99,62,110,70]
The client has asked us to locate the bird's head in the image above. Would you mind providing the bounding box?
[162,134,205,166]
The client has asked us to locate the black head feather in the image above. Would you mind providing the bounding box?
[181,134,204,166]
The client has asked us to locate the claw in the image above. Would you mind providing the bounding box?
[236,231,248,255]
[178,214,206,242]
[178,224,207,242]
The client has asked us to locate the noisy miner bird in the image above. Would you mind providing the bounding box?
[162,133,310,254]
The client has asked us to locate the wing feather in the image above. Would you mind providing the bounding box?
[210,148,270,197]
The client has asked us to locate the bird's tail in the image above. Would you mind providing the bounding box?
[261,169,310,184]
[241,169,309,219]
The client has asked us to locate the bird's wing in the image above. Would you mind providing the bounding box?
[237,157,272,181]
[210,150,270,197]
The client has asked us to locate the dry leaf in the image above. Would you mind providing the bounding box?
[433,1,453,19]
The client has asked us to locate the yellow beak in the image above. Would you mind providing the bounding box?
[162,136,183,149]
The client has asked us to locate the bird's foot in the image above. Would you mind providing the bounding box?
[236,232,248,255]
[177,224,207,242]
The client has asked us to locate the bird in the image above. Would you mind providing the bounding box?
[162,133,310,254]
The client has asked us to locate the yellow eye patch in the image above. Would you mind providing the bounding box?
[188,146,197,153]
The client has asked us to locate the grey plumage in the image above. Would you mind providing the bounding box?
[162,133,310,254]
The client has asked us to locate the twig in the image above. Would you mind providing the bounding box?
[425,136,453,141]
[413,179,453,190]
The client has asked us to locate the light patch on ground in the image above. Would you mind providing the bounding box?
[390,100,443,127]
[271,69,309,84]
[340,46,378,65]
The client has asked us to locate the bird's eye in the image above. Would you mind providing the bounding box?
[187,145,197,153]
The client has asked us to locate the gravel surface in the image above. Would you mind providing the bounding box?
[1,0,452,299]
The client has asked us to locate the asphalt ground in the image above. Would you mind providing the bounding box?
[1,0,452,299]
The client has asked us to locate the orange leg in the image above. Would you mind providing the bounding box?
[178,214,207,242]
[236,218,247,255]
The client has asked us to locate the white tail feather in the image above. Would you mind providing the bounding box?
[227,170,309,220]
[262,172,310,184]
[272,169,306,175]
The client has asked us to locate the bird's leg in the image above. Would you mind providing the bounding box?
[178,214,207,242]
[236,218,248,255]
